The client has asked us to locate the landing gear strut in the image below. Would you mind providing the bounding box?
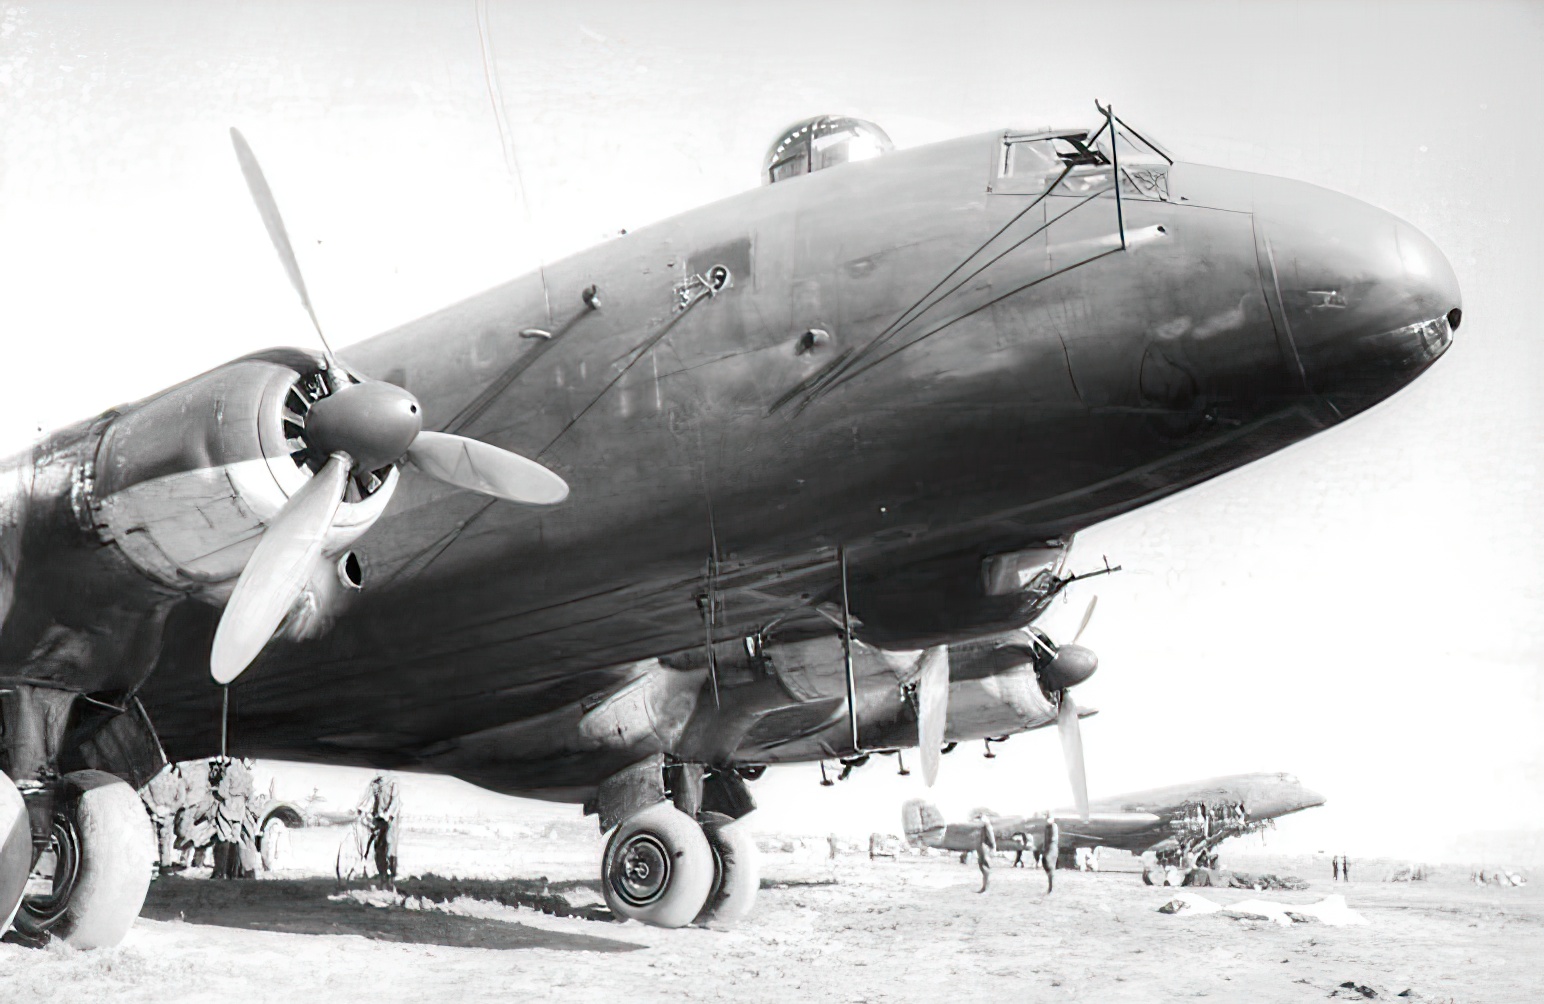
[2,685,157,948]
[10,770,154,947]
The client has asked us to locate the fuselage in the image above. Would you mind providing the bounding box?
[0,122,1459,801]
[907,771,1327,854]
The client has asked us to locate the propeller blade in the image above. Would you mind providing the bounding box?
[915,645,951,787]
[406,430,569,505]
[210,453,351,684]
[229,127,334,359]
[1056,690,1089,821]
[1071,595,1098,644]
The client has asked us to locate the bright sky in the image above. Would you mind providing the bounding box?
[1,1,1539,863]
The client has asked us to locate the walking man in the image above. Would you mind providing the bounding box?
[975,820,997,893]
[1041,817,1060,894]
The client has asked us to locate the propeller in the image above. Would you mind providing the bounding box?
[913,645,950,787]
[211,130,571,685]
[1024,595,1099,820]
[1056,681,1089,821]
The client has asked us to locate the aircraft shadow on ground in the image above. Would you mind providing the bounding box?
[139,876,642,953]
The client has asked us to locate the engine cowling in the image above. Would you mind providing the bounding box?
[91,351,398,604]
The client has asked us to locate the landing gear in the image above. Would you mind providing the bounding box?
[11,770,155,948]
[695,811,760,929]
[1,773,29,935]
[602,802,715,928]
[593,757,762,929]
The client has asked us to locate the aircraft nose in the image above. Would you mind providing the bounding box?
[1297,787,1328,811]
[1253,177,1461,416]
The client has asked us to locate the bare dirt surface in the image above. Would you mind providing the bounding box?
[1,826,1538,1003]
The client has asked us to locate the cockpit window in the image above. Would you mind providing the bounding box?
[994,114,1173,200]
[764,115,895,185]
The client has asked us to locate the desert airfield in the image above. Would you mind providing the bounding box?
[0,4,1541,1003]
[2,803,1539,1004]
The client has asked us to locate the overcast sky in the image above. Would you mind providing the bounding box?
[1,0,1539,863]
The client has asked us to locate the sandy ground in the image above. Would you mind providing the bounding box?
[1,822,1538,1004]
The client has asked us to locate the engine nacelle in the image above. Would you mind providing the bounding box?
[90,351,398,603]
[709,630,1063,763]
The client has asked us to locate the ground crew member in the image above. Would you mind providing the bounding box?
[210,758,260,879]
[140,764,186,873]
[176,762,215,868]
[975,821,996,893]
[1041,817,1060,894]
[357,774,402,882]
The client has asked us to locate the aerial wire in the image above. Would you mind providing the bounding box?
[475,0,553,328]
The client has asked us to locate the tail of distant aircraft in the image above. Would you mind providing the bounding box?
[902,799,948,847]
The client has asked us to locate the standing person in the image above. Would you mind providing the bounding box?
[1041,817,1060,894]
[176,761,215,868]
[357,774,402,883]
[1011,832,1029,868]
[1343,856,1351,882]
[140,763,186,874]
[1333,856,1341,881]
[210,758,260,880]
[974,821,997,893]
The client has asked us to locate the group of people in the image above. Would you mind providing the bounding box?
[141,762,403,885]
[969,817,1060,895]
[1179,800,1248,840]
[1331,854,1353,881]
[139,758,263,879]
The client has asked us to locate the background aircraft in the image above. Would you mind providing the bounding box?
[902,771,1326,869]
[0,98,1457,947]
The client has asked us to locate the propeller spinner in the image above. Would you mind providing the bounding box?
[211,130,570,685]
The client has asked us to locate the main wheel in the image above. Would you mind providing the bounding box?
[601,802,713,929]
[694,812,760,929]
[13,770,155,948]
[1,773,30,936]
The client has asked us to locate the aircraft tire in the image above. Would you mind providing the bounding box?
[1,773,30,937]
[694,811,759,929]
[12,770,154,949]
[601,802,713,928]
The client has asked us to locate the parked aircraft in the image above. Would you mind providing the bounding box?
[0,104,1457,943]
[902,771,1326,870]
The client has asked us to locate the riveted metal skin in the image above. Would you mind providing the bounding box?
[0,121,1456,811]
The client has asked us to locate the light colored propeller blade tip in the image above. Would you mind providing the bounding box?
[405,432,571,506]
[209,629,260,685]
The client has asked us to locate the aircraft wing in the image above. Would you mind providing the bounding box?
[1052,811,1166,851]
